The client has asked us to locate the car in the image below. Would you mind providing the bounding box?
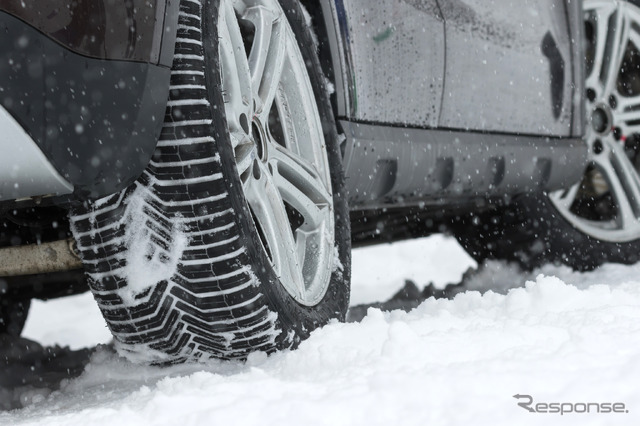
[0,0,638,362]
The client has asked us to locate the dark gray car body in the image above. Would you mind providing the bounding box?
[308,0,587,218]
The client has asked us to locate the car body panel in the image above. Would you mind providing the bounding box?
[439,0,580,137]
[0,2,180,200]
[327,0,446,126]
[0,0,178,67]
[322,0,584,134]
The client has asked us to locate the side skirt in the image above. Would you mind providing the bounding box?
[341,120,587,210]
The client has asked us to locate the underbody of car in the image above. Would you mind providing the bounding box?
[0,0,638,361]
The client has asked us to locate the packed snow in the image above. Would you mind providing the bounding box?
[3,235,640,425]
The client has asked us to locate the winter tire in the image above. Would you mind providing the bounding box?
[455,0,640,270]
[69,0,350,362]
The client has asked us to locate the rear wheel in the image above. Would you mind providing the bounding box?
[455,0,640,270]
[70,0,349,362]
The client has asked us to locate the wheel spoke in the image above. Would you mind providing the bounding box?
[617,99,640,124]
[243,161,306,298]
[616,91,640,112]
[594,141,640,228]
[242,5,287,120]
[548,181,582,211]
[603,9,630,97]
[234,142,256,177]
[294,229,309,277]
[269,143,332,231]
[586,3,631,98]
[587,4,616,93]
[219,0,253,137]
[619,122,640,138]
[616,89,640,129]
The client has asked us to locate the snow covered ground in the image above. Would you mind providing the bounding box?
[3,235,640,425]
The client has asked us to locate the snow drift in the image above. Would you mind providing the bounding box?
[2,236,640,426]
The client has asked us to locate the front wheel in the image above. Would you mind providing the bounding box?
[70,0,350,362]
[455,0,640,270]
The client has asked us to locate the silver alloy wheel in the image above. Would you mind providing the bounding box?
[550,0,640,243]
[218,0,335,306]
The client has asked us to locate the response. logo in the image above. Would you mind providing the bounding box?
[513,394,629,415]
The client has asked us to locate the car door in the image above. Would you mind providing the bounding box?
[438,0,581,137]
[333,0,446,128]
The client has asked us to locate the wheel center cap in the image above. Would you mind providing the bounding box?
[591,105,612,135]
